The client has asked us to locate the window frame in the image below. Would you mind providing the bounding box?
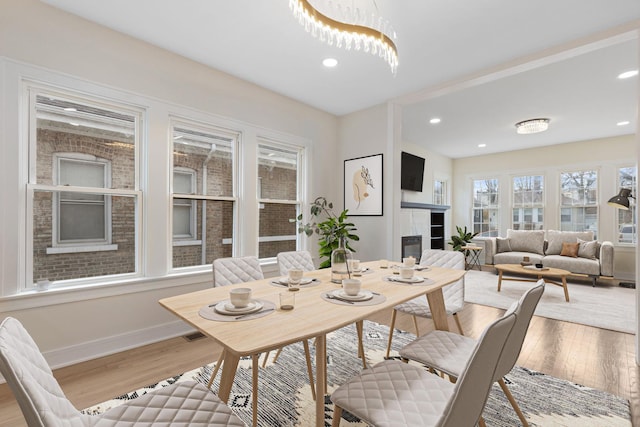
[511,174,544,231]
[172,167,198,242]
[256,139,305,262]
[559,169,598,235]
[472,178,499,237]
[615,165,637,246]
[25,85,143,289]
[170,118,239,271]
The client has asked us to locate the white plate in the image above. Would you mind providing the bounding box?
[214,300,264,315]
[332,289,374,301]
[388,276,425,284]
[278,277,314,285]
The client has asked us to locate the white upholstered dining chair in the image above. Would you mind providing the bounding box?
[386,249,466,358]
[0,316,246,427]
[276,250,315,276]
[330,307,518,427]
[209,256,316,404]
[399,280,545,427]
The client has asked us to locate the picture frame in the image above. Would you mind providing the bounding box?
[344,153,383,216]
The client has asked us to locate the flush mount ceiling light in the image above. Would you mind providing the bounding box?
[322,57,338,67]
[515,118,550,135]
[289,0,398,74]
[618,70,638,79]
[429,117,441,124]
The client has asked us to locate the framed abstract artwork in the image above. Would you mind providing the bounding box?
[343,153,383,216]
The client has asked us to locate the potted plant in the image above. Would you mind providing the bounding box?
[448,225,479,252]
[292,196,359,268]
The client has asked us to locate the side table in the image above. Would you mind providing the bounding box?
[462,245,483,270]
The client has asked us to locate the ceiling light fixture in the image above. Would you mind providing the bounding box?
[617,121,630,126]
[429,118,441,124]
[322,57,338,67]
[289,0,398,74]
[618,70,638,79]
[478,144,486,148]
[515,118,550,135]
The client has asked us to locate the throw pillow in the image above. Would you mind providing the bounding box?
[560,242,580,257]
[546,230,594,255]
[577,238,597,259]
[496,237,512,253]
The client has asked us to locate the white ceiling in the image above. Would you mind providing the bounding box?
[41,0,640,158]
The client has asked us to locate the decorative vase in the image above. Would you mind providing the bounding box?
[331,236,353,284]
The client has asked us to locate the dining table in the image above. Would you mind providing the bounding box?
[159,259,466,427]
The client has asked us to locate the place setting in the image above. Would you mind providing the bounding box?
[384,264,433,285]
[198,287,275,322]
[321,278,386,306]
[270,268,320,291]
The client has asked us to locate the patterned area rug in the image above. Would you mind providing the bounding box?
[83,321,631,426]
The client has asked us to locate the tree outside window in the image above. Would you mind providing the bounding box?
[512,175,544,230]
[616,166,637,245]
[472,178,499,237]
[559,170,598,237]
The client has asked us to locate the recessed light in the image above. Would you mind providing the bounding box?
[322,58,338,68]
[429,117,441,124]
[478,144,486,148]
[618,70,638,79]
[617,121,630,126]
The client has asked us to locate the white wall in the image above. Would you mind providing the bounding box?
[337,104,391,262]
[451,134,636,280]
[0,0,339,367]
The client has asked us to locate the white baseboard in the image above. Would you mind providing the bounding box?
[0,320,195,385]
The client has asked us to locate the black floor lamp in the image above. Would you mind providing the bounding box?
[608,188,636,288]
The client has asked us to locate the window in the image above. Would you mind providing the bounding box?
[472,178,499,237]
[559,170,598,236]
[173,168,197,240]
[29,90,141,286]
[616,166,637,245]
[257,142,302,259]
[56,156,110,244]
[434,180,447,205]
[171,122,237,269]
[512,175,544,230]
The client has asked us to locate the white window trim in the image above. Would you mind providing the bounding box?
[52,153,113,247]
[173,167,198,241]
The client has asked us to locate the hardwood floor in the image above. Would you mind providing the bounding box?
[1,303,638,426]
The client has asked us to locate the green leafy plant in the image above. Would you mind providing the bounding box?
[292,196,359,268]
[448,225,479,252]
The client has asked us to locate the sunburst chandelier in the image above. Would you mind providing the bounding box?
[289,0,398,74]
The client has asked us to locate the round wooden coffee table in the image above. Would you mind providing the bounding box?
[495,263,571,302]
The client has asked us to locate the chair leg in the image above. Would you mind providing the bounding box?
[303,340,316,401]
[207,350,225,389]
[261,350,271,368]
[412,315,420,336]
[356,320,367,369]
[332,405,343,427]
[385,310,398,358]
[252,354,259,427]
[498,378,529,426]
[453,312,465,335]
[271,347,284,365]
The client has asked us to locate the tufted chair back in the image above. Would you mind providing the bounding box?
[419,250,465,313]
[213,256,264,287]
[0,317,91,427]
[276,250,315,276]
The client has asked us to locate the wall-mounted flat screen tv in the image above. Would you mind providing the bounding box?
[401,151,425,192]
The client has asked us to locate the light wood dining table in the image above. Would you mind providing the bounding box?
[159,260,466,427]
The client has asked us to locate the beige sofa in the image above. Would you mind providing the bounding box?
[479,229,614,286]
